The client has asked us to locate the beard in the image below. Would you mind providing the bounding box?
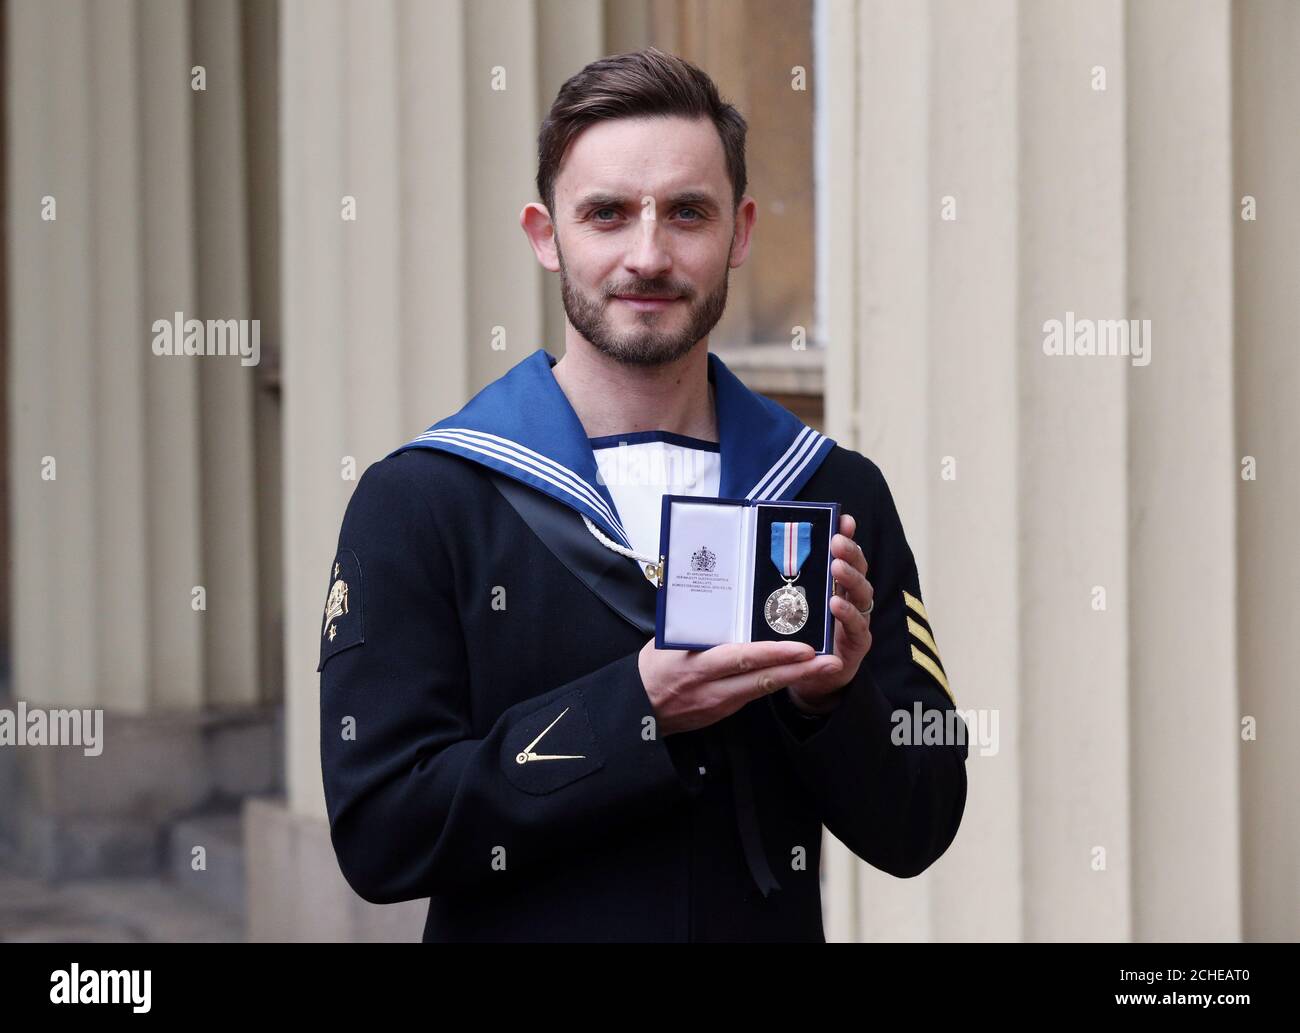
[555,235,731,368]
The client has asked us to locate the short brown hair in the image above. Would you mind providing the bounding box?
[536,46,748,218]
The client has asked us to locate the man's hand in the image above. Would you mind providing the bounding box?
[638,512,874,733]
[639,638,839,736]
[784,512,874,714]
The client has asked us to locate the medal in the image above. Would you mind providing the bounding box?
[764,521,811,634]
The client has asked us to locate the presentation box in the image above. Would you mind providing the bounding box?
[654,494,839,654]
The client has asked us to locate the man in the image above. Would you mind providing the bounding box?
[319,47,967,942]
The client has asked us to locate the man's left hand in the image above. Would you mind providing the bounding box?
[784,512,874,714]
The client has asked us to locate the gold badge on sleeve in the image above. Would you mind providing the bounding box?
[323,572,349,640]
[318,549,364,671]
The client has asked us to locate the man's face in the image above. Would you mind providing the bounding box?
[544,115,750,367]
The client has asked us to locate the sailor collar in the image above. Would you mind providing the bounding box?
[389,347,835,554]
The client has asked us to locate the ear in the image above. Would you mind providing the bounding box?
[727,194,758,268]
[521,202,561,272]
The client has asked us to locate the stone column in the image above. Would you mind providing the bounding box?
[825,0,1297,942]
[5,0,275,880]
[1233,0,1300,943]
[256,0,570,940]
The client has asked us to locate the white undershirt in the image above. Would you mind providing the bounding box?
[590,432,721,561]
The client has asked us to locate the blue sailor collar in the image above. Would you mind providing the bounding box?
[389,348,836,552]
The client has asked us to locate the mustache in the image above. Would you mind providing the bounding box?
[608,285,690,299]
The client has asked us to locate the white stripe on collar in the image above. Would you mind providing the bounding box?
[414,427,630,542]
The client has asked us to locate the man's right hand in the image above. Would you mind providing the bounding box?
[638,638,839,736]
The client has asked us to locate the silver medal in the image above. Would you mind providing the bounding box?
[764,583,809,635]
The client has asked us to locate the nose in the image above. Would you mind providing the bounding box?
[623,205,672,281]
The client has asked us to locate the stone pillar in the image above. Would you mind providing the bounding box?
[258,0,568,940]
[1127,0,1239,941]
[5,0,276,880]
[1017,0,1132,943]
[825,0,1297,942]
[1233,0,1300,944]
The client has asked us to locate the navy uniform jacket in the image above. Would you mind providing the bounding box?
[318,349,968,942]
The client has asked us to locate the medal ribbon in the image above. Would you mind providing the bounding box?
[770,521,811,579]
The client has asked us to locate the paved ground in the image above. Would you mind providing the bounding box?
[0,865,243,943]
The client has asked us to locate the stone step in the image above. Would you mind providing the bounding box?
[0,865,244,942]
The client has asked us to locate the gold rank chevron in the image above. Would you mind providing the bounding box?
[903,589,930,623]
[903,591,956,704]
